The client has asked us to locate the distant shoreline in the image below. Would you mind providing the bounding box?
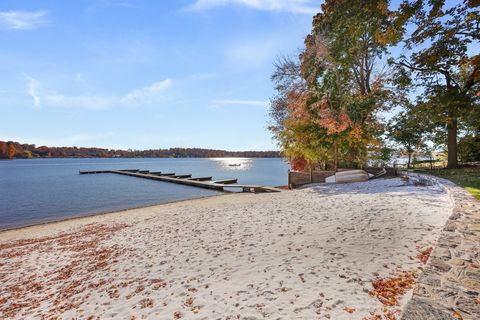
[0,140,283,159]
[1,156,283,160]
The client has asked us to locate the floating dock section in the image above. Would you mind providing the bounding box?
[79,169,281,193]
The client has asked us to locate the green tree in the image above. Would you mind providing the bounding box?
[458,134,480,162]
[388,110,426,168]
[391,0,480,168]
[298,0,397,169]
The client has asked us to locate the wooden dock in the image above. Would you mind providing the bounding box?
[79,169,281,193]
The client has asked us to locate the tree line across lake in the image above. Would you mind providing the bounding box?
[0,141,280,159]
[268,0,479,170]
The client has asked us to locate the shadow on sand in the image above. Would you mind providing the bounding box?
[303,176,447,197]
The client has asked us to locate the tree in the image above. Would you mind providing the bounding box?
[388,110,426,168]
[300,0,401,169]
[458,134,480,162]
[368,143,395,167]
[7,142,16,159]
[268,56,305,145]
[391,0,480,168]
[269,55,352,171]
[0,141,6,159]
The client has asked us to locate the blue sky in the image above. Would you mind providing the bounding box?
[0,0,323,151]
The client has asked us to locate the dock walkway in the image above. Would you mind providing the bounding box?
[79,169,281,193]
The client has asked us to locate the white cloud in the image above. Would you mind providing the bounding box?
[0,10,48,30]
[122,79,173,106]
[24,76,173,110]
[24,75,41,110]
[187,0,319,14]
[211,99,268,108]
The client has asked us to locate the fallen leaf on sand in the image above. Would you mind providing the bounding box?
[344,307,355,313]
[370,269,416,306]
[185,297,193,306]
[139,298,154,309]
[417,247,433,264]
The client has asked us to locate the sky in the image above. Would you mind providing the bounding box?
[0,0,324,151]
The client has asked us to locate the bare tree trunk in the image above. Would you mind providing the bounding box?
[447,113,458,169]
[407,153,411,169]
[333,141,338,171]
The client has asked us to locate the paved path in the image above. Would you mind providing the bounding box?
[402,178,480,320]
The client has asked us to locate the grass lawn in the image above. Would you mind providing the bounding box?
[427,167,480,200]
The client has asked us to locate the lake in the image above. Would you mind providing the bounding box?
[0,158,289,230]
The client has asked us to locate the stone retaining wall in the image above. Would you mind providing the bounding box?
[402,179,480,320]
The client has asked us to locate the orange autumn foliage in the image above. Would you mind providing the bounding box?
[417,247,433,264]
[370,269,417,307]
[362,307,401,320]
[312,98,352,135]
[344,306,356,313]
[365,268,418,319]
[0,223,129,318]
[291,157,308,172]
[0,141,6,158]
[286,90,311,122]
[348,123,364,140]
[7,143,16,159]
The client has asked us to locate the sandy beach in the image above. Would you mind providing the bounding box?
[0,177,453,319]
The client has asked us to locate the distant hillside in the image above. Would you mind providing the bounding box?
[0,140,281,159]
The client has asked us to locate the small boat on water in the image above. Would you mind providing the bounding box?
[229,164,241,167]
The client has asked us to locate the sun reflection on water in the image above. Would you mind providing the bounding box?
[210,158,252,171]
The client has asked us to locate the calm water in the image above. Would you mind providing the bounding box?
[0,158,289,230]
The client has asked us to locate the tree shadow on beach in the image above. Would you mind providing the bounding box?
[303,177,448,197]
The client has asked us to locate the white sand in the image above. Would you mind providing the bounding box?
[0,177,453,319]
